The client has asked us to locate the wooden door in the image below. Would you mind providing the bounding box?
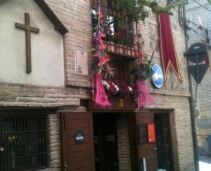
[136,112,158,171]
[61,112,94,171]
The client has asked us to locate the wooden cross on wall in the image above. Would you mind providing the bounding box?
[15,13,39,73]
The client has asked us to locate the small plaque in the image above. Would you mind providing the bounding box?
[74,130,85,145]
[75,49,88,75]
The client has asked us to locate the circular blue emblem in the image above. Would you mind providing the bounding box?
[151,64,164,89]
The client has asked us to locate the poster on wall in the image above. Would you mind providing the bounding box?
[75,49,88,75]
[147,124,156,143]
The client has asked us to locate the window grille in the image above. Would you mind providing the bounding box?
[0,115,47,171]
[91,2,137,58]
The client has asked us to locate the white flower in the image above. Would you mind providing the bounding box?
[128,86,133,92]
[114,85,119,91]
[112,83,119,92]
[102,80,110,90]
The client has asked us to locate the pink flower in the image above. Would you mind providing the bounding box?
[135,51,139,57]
[99,12,103,18]
[93,53,101,58]
[108,29,113,34]
[114,32,119,37]
[99,43,107,50]
[99,32,105,38]
[98,55,110,66]
[107,66,115,72]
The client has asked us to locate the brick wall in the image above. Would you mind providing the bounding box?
[44,0,92,88]
[117,115,131,171]
[0,82,89,107]
[47,114,61,169]
[149,95,195,171]
[0,0,197,170]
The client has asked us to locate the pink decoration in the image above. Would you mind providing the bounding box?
[93,53,101,58]
[98,54,110,66]
[107,65,115,72]
[99,12,103,18]
[92,72,111,107]
[135,51,139,57]
[99,43,107,50]
[137,81,155,108]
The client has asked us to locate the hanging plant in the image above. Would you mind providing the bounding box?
[110,0,186,26]
[91,2,157,108]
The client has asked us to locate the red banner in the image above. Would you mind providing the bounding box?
[159,13,182,83]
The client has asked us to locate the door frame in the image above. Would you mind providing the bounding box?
[151,110,175,171]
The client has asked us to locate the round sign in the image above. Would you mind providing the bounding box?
[151,64,164,89]
[74,130,85,145]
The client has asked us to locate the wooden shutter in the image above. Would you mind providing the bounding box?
[61,112,94,171]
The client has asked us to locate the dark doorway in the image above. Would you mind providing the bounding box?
[154,113,174,171]
[93,114,119,171]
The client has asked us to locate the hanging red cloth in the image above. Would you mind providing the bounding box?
[159,13,182,82]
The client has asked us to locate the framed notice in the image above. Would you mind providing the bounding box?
[75,49,88,75]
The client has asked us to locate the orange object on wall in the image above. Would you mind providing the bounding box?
[147,124,156,143]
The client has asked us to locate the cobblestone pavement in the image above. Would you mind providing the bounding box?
[199,155,211,171]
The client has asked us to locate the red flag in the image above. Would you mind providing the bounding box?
[159,13,182,83]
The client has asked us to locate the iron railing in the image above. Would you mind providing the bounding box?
[91,3,138,59]
[0,116,47,171]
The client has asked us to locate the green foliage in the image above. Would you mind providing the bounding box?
[131,62,154,82]
[148,0,186,15]
[111,0,186,25]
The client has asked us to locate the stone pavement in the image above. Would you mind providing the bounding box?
[199,155,211,171]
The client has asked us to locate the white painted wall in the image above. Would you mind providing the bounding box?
[0,0,65,87]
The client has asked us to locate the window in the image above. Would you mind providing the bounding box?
[91,0,134,47]
[0,115,47,171]
[104,58,130,84]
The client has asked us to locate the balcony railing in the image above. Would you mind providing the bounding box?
[91,4,139,59]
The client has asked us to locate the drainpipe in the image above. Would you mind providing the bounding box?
[182,4,199,171]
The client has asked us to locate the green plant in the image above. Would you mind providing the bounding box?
[111,0,186,26]
[106,33,133,47]
[131,62,154,82]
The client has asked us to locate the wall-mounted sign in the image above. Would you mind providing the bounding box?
[75,49,88,75]
[151,64,164,88]
[147,124,156,143]
[74,130,85,145]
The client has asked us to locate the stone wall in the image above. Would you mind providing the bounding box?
[185,0,211,157]
[185,0,211,47]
